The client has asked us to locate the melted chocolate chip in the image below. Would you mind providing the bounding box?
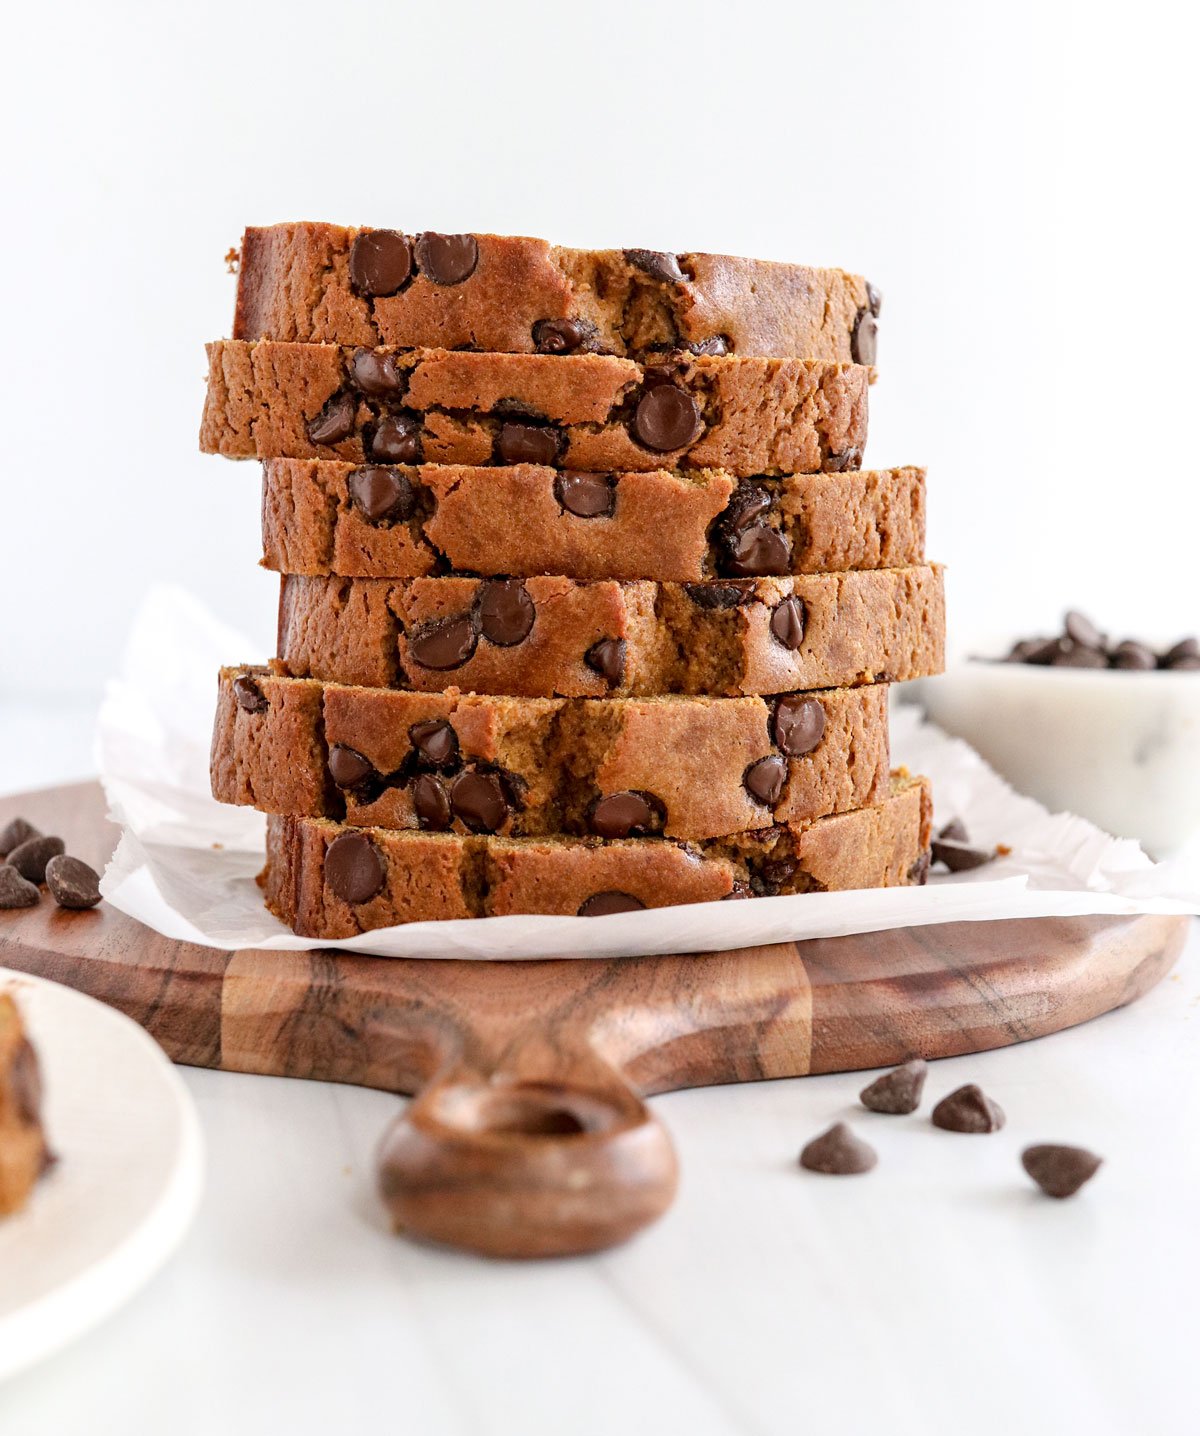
[624,249,686,283]
[723,524,791,577]
[590,791,659,839]
[348,230,413,298]
[578,891,646,917]
[533,318,590,354]
[633,384,702,452]
[769,596,806,650]
[408,614,478,670]
[478,579,535,646]
[348,348,405,397]
[328,744,375,789]
[860,1059,927,1115]
[496,422,561,467]
[721,484,772,534]
[585,638,626,687]
[306,390,357,446]
[799,1122,877,1175]
[415,232,479,285]
[824,447,863,473]
[688,335,729,357]
[851,307,878,365]
[348,467,416,525]
[325,831,386,904]
[931,838,994,872]
[409,719,458,766]
[1022,1144,1103,1199]
[232,675,268,713]
[744,755,787,806]
[366,414,422,464]
[931,1084,1005,1133]
[412,773,451,829]
[45,853,102,910]
[773,696,826,757]
[684,581,754,609]
[555,471,616,518]
[450,771,510,833]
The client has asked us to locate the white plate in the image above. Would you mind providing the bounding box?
[0,968,203,1383]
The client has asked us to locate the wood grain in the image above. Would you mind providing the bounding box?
[0,781,1189,1257]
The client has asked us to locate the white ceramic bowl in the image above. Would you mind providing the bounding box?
[914,661,1200,856]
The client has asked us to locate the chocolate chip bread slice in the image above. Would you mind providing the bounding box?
[0,992,51,1217]
[232,223,880,363]
[275,567,945,698]
[262,460,925,581]
[262,774,931,937]
[213,669,891,842]
[201,341,870,477]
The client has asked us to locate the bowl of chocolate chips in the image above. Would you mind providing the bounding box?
[917,611,1200,856]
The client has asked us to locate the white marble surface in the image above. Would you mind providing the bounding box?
[2,704,1198,1436]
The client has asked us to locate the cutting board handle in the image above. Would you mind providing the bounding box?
[376,1051,679,1259]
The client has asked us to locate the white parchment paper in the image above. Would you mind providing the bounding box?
[95,587,1200,956]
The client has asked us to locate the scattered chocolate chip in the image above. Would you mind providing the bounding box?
[590,791,659,839]
[624,249,686,283]
[1052,643,1109,668]
[415,232,479,285]
[306,390,357,446]
[931,1083,1005,1133]
[495,422,561,467]
[1007,636,1062,664]
[11,1039,42,1123]
[938,817,969,843]
[412,774,451,830]
[328,745,375,789]
[408,614,478,669]
[0,864,40,909]
[555,471,616,518]
[409,718,458,766]
[823,446,863,473]
[866,282,883,317]
[232,675,268,713]
[773,696,826,757]
[998,614,1200,672]
[478,579,535,646]
[723,524,791,577]
[744,756,787,806]
[1110,639,1156,670]
[1064,610,1105,650]
[633,384,702,451]
[851,307,877,365]
[450,771,510,833]
[756,854,798,892]
[860,1059,927,1114]
[769,596,806,650]
[687,335,729,357]
[1022,1144,1103,1198]
[348,347,405,397]
[930,838,995,872]
[6,835,65,885]
[348,467,416,525]
[0,817,40,857]
[349,230,413,298]
[799,1122,877,1175]
[1162,637,1200,668]
[578,891,646,917]
[533,318,590,354]
[907,852,931,885]
[366,413,422,464]
[684,581,754,609]
[45,854,102,910]
[325,831,386,904]
[585,638,626,687]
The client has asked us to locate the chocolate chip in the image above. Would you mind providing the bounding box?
[6,835,65,885]
[723,524,791,577]
[412,774,451,830]
[1064,610,1105,650]
[773,696,825,757]
[585,638,626,687]
[44,853,102,910]
[860,1059,927,1114]
[11,1039,42,1123]
[366,413,422,464]
[744,756,787,806]
[938,817,969,843]
[769,596,806,650]
[722,882,753,900]
[1110,639,1157,670]
[0,864,40,909]
[348,348,405,397]
[931,1084,1005,1133]
[721,484,772,534]
[633,384,702,452]
[624,249,686,283]
[232,675,268,713]
[306,390,357,446]
[866,282,883,317]
[533,318,590,354]
[496,422,561,466]
[590,791,659,839]
[0,816,40,858]
[555,471,616,518]
[684,581,754,609]
[408,614,478,670]
[578,891,646,917]
[907,852,931,885]
[1162,636,1200,668]
[824,447,863,473]
[799,1122,877,1175]
[930,838,994,872]
[1011,636,1062,665]
[415,232,478,285]
[851,307,877,365]
[640,365,679,390]
[349,230,413,297]
[450,771,510,833]
[687,335,729,357]
[409,719,458,766]
[1022,1144,1103,1199]
[328,744,375,789]
[1169,655,1200,671]
[325,831,386,904]
[1055,642,1110,668]
[348,467,416,525]
[478,579,535,646]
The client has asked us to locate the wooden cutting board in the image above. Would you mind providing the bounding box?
[0,782,1188,1258]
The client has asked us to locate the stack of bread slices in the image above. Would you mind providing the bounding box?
[203,225,944,938]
